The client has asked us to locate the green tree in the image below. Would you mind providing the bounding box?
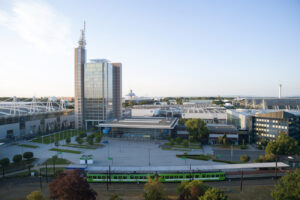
[87,137,94,145]
[177,180,209,200]
[0,158,10,168]
[170,138,175,146]
[26,190,45,200]
[13,154,22,164]
[185,119,209,142]
[46,124,49,134]
[38,126,42,136]
[271,170,300,200]
[199,188,227,200]
[143,177,166,200]
[240,155,250,162]
[128,100,134,107]
[176,136,183,145]
[183,139,189,147]
[66,137,71,144]
[95,136,101,143]
[23,152,34,161]
[76,136,83,145]
[109,193,122,200]
[265,135,299,157]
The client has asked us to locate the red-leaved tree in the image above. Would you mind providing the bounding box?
[48,170,97,200]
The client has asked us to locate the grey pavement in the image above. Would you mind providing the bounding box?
[0,136,222,167]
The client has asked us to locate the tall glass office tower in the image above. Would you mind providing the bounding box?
[74,24,122,129]
[74,24,86,129]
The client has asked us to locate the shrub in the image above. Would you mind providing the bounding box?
[95,136,101,143]
[183,139,189,147]
[109,193,121,200]
[79,132,87,138]
[23,152,34,160]
[76,136,83,145]
[66,137,71,144]
[13,154,22,164]
[87,137,94,145]
[176,136,182,145]
[26,190,45,200]
[0,158,10,168]
[170,138,175,146]
[240,155,250,162]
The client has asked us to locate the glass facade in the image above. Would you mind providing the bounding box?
[84,61,114,127]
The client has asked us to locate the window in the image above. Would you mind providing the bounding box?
[202,174,206,178]
[102,176,106,179]
[179,176,183,178]
[118,176,122,179]
[139,176,143,179]
[195,175,199,178]
[93,176,97,179]
[165,176,169,179]
[130,176,134,179]
[170,176,173,179]
[123,176,127,179]
[113,176,117,179]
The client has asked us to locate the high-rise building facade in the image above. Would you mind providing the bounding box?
[74,24,122,129]
[74,24,86,129]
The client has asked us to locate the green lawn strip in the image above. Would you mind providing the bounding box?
[49,148,81,154]
[177,154,212,161]
[212,145,249,150]
[40,167,65,176]
[42,158,71,165]
[6,170,39,178]
[62,144,96,149]
[15,144,39,148]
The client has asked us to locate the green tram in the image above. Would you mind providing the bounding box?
[87,171,226,183]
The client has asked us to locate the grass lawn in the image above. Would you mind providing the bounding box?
[62,143,96,149]
[31,129,86,144]
[212,144,249,150]
[42,158,71,165]
[6,170,39,178]
[40,167,65,176]
[49,148,81,154]
[15,144,39,149]
[176,154,246,164]
[164,142,202,149]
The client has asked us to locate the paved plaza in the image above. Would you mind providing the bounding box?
[0,137,218,167]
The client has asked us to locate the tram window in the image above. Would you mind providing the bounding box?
[139,176,143,179]
[195,175,199,178]
[113,176,117,179]
[175,176,178,179]
[93,176,97,179]
[135,176,139,179]
[123,176,127,179]
[216,174,219,177]
[165,176,169,179]
[144,176,146,179]
[102,176,106,179]
[186,175,190,178]
[118,176,122,179]
[207,174,210,177]
[130,176,134,179]
[179,176,183,178]
[203,174,206,178]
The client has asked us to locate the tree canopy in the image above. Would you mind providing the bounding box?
[143,177,166,200]
[26,190,45,200]
[198,188,227,200]
[265,135,299,156]
[177,180,209,200]
[271,170,300,200]
[49,170,97,200]
[185,119,209,142]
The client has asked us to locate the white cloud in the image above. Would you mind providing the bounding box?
[0,0,72,54]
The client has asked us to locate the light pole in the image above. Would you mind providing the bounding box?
[148,148,151,166]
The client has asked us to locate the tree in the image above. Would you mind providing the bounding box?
[0,158,10,168]
[176,136,183,145]
[23,152,34,161]
[109,193,122,200]
[271,170,300,200]
[76,136,83,145]
[265,135,299,157]
[87,137,94,145]
[222,134,227,145]
[240,155,250,162]
[170,138,175,146]
[199,188,227,200]
[26,190,45,200]
[95,136,101,143]
[13,154,22,164]
[49,170,97,200]
[66,137,71,144]
[38,126,42,136]
[185,119,209,142]
[46,124,49,134]
[128,100,134,107]
[177,180,209,200]
[143,177,166,200]
[183,139,189,147]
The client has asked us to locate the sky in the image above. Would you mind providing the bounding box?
[0,0,299,98]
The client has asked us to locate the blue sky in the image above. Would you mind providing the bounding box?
[0,0,299,97]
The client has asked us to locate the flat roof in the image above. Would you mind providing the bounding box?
[84,162,289,173]
[98,117,178,129]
